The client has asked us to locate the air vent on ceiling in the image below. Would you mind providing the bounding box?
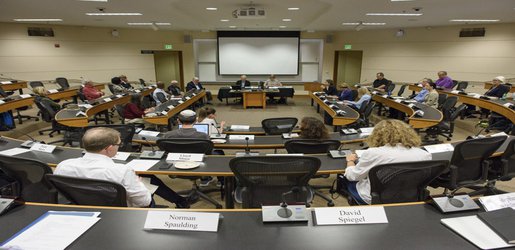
[27,27,55,37]
[459,28,485,37]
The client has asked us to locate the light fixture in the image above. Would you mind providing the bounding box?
[450,19,499,22]
[151,22,159,31]
[78,0,108,2]
[14,19,63,22]
[229,26,237,29]
[220,19,229,22]
[395,29,405,37]
[86,13,142,16]
[342,22,386,25]
[279,25,287,28]
[288,7,300,10]
[128,22,171,25]
[282,18,292,22]
[206,7,217,11]
[366,13,422,16]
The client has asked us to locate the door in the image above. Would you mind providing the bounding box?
[153,51,184,89]
[334,51,363,85]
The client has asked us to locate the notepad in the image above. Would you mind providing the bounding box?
[477,208,515,244]
[423,144,454,154]
[138,130,160,137]
[230,125,250,130]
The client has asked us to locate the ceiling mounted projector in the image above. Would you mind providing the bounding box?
[232,7,266,19]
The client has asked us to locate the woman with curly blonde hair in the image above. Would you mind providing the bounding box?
[299,117,329,139]
[343,119,431,204]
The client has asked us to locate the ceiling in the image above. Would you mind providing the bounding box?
[1,0,514,31]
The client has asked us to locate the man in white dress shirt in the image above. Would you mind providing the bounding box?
[55,127,189,208]
[152,81,170,106]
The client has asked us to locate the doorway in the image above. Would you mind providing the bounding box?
[333,51,363,85]
[153,51,184,89]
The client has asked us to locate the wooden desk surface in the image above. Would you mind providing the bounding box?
[310,92,360,126]
[484,82,515,93]
[144,90,206,125]
[0,81,27,91]
[0,95,35,113]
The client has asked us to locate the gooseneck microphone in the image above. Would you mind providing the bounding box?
[277,187,301,218]
[18,132,43,148]
[141,137,156,156]
[244,137,250,155]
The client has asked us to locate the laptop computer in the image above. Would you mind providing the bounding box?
[179,124,210,136]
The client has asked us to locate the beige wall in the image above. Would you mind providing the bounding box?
[0,22,514,88]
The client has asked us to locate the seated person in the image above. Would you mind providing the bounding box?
[82,80,104,101]
[435,71,454,90]
[164,109,209,140]
[343,119,432,204]
[333,83,353,101]
[265,74,282,87]
[32,86,61,111]
[197,107,225,135]
[465,76,510,118]
[412,78,430,103]
[344,87,371,109]
[423,80,439,108]
[123,93,155,124]
[120,75,133,89]
[186,77,213,104]
[321,79,338,96]
[299,117,329,139]
[152,82,170,105]
[235,75,251,89]
[55,127,189,208]
[372,72,390,91]
[167,80,183,97]
[110,77,126,95]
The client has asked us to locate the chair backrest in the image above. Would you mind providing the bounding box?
[139,78,146,86]
[29,81,44,89]
[358,99,370,116]
[285,139,340,154]
[82,124,136,152]
[441,96,457,111]
[450,136,507,186]
[157,138,214,154]
[229,156,321,208]
[155,92,167,103]
[45,174,127,207]
[0,155,56,203]
[369,160,449,204]
[350,89,358,101]
[456,81,468,91]
[501,139,515,180]
[0,86,7,97]
[449,104,467,122]
[55,77,70,89]
[34,98,58,122]
[386,82,395,93]
[114,104,126,122]
[437,93,447,109]
[451,80,459,89]
[142,95,153,109]
[77,88,86,102]
[363,101,376,120]
[108,84,117,94]
[261,117,298,135]
[397,84,407,96]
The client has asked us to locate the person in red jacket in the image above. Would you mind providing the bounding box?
[82,80,104,101]
[123,94,154,124]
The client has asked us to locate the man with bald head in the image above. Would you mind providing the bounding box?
[235,75,251,89]
[55,127,189,208]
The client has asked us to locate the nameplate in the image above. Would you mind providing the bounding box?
[407,104,415,108]
[167,105,175,109]
[0,100,5,105]
[116,94,123,98]
[185,96,191,100]
[451,90,460,94]
[138,130,160,137]
[423,143,454,154]
[75,111,87,117]
[192,93,196,96]
[382,94,388,98]
[161,111,168,116]
[229,135,255,141]
[395,99,402,103]
[112,152,131,161]
[30,143,56,153]
[135,89,141,93]
[48,89,59,93]
[314,207,388,225]
[372,91,378,95]
[103,98,112,102]
[79,104,93,109]
[167,153,204,162]
[144,211,220,232]
[178,100,184,104]
[504,103,514,108]
[479,193,515,212]
[1,81,12,84]
[19,94,32,98]
[230,125,250,130]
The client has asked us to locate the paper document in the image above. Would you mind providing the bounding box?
[0,148,30,156]
[230,125,250,130]
[112,152,131,161]
[1,81,12,84]
[48,89,59,94]
[479,193,515,212]
[1,213,100,250]
[423,144,454,154]
[78,104,93,109]
[490,132,508,137]
[229,135,255,140]
[441,215,515,249]
[125,159,160,172]
[141,177,159,194]
[138,130,160,137]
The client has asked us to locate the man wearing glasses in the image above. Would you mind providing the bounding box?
[55,127,189,208]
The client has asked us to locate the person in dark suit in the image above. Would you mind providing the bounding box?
[185,77,212,104]
[465,76,510,118]
[321,79,337,96]
[167,80,183,97]
[119,75,133,89]
[235,75,251,88]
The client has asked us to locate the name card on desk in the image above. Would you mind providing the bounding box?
[178,100,184,104]
[185,96,191,100]
[314,207,388,225]
[229,135,254,141]
[1,81,12,84]
[20,94,32,98]
[79,104,93,109]
[451,90,460,94]
[167,153,204,162]
[135,89,141,93]
[144,211,220,232]
[161,111,168,116]
[423,143,454,154]
[192,93,196,96]
[230,125,250,130]
[479,193,515,212]
[116,94,123,98]
[395,99,402,103]
[48,89,59,93]
[76,111,87,117]
[103,98,112,102]
[30,143,56,153]
[138,130,160,137]
[504,103,514,108]
[0,100,5,105]
[167,105,175,109]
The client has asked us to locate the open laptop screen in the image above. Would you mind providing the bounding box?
[179,124,210,135]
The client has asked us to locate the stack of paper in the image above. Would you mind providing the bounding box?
[423,144,454,154]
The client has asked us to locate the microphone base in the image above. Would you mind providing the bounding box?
[139,150,165,159]
[235,151,259,157]
[431,195,480,213]
[20,140,36,148]
[210,134,227,139]
[262,205,309,223]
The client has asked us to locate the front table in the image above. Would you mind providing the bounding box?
[243,91,266,109]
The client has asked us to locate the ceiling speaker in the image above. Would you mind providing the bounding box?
[325,34,333,44]
[111,29,119,37]
[27,27,54,37]
[459,28,485,37]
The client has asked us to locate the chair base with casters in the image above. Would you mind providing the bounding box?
[173,177,223,209]
[14,108,39,124]
[310,186,335,206]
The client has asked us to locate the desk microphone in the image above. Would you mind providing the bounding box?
[141,137,155,156]
[245,137,250,155]
[278,187,300,218]
[139,137,165,159]
[19,132,43,148]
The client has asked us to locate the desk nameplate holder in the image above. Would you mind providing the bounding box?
[431,195,480,213]
[140,151,165,159]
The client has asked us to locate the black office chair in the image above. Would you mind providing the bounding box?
[456,81,468,91]
[114,104,126,124]
[229,156,321,208]
[108,84,117,95]
[139,78,146,86]
[29,81,44,89]
[397,84,407,96]
[451,80,459,89]
[385,82,395,94]
[142,95,154,109]
[437,93,447,110]
[351,101,376,129]
[346,160,449,205]
[45,174,127,207]
[357,99,370,117]
[0,155,57,203]
[35,98,80,145]
[156,138,222,209]
[155,92,168,104]
[261,117,298,135]
[285,139,340,206]
[424,104,466,143]
[430,136,508,197]
[55,77,70,90]
[83,124,141,152]
[350,89,358,101]
[77,88,87,103]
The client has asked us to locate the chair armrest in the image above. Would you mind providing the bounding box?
[481,160,490,181]
[370,192,380,204]
[501,159,509,177]
[449,165,458,189]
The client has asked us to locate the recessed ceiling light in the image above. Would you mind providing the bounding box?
[450,19,500,22]
[14,19,63,22]
[229,26,237,28]
[366,13,422,16]
[282,19,292,22]
[86,13,142,16]
[390,0,415,1]
[288,7,300,10]
[206,7,217,11]
[220,19,229,22]
[342,22,386,25]
[279,26,287,28]
[128,22,171,25]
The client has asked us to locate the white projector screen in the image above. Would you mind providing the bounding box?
[218,37,299,75]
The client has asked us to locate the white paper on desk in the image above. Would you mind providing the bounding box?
[490,132,508,137]
[140,177,159,194]
[423,144,454,154]
[0,100,4,105]
[1,81,12,84]
[468,93,481,98]
[451,90,460,94]
[112,152,131,161]
[19,94,32,98]
[47,89,59,93]
[504,103,514,108]
[229,135,254,141]
[230,125,250,130]
[0,148,30,156]
[441,215,515,249]
[359,127,374,135]
[479,193,515,212]
[125,159,159,172]
[78,104,93,109]
[138,130,160,137]
[1,213,100,250]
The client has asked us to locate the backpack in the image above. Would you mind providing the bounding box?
[0,112,15,131]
